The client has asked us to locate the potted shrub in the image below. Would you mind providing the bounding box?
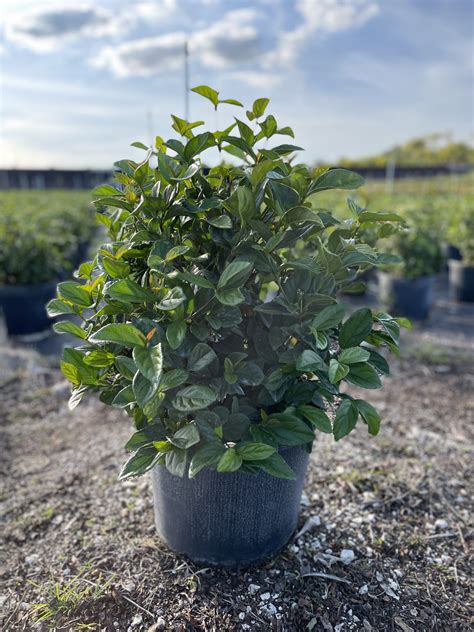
[0,193,94,335]
[51,87,407,565]
[447,205,474,302]
[378,226,443,320]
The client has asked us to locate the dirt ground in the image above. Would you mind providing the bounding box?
[1,285,473,631]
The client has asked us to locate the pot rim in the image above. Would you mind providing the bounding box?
[0,279,58,297]
[448,259,473,271]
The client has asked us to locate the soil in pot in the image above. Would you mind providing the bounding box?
[151,446,310,566]
[448,259,474,302]
[0,280,57,335]
[378,272,434,320]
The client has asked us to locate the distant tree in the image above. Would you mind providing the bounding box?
[337,134,474,167]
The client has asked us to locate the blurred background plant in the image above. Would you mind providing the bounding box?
[0,191,95,286]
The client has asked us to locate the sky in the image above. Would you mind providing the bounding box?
[0,0,473,169]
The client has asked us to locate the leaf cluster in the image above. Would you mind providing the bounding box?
[50,88,408,480]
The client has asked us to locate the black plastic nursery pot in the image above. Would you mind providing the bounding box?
[151,447,309,566]
[449,259,474,302]
[0,280,57,335]
[378,272,434,320]
[442,242,462,262]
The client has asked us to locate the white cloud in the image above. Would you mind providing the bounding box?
[93,32,187,77]
[228,70,282,89]
[94,8,262,77]
[267,0,379,67]
[191,8,261,68]
[132,0,177,22]
[4,3,124,52]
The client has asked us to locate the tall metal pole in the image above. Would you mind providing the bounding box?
[184,41,189,121]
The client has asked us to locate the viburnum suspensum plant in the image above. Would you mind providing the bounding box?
[50,86,408,482]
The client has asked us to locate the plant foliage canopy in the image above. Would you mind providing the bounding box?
[50,87,408,480]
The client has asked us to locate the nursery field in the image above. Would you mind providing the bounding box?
[1,175,473,631]
[1,281,473,631]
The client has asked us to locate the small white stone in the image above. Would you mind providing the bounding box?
[131,614,142,627]
[295,515,321,538]
[260,603,277,616]
[434,519,449,530]
[25,554,40,565]
[340,549,355,565]
[248,584,260,595]
[376,572,384,582]
[123,580,136,592]
[238,612,245,621]
[260,592,271,601]
[358,584,369,595]
[300,492,311,506]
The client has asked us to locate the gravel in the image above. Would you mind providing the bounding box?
[1,302,473,631]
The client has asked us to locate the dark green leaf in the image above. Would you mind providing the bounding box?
[309,168,364,194]
[188,343,217,372]
[217,447,242,472]
[46,298,75,317]
[133,343,163,384]
[157,287,186,310]
[169,424,200,449]
[108,279,154,303]
[297,405,332,433]
[217,260,252,290]
[57,281,92,307]
[258,453,296,479]
[166,320,187,349]
[165,448,187,477]
[90,323,146,347]
[339,347,370,364]
[333,399,359,441]
[311,304,346,330]
[296,350,326,372]
[53,320,86,339]
[159,369,189,391]
[339,309,373,348]
[328,359,349,384]
[354,399,381,435]
[346,363,382,389]
[236,442,276,461]
[189,443,224,478]
[172,385,217,411]
[119,446,158,480]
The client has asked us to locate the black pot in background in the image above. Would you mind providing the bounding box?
[448,260,474,302]
[378,272,434,320]
[0,280,56,335]
[443,243,463,262]
[151,447,309,566]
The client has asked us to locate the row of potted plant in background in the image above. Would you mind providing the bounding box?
[1,139,472,337]
[0,191,96,335]
[316,180,474,318]
[374,201,474,319]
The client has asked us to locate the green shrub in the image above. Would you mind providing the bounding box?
[51,87,408,481]
[447,202,474,265]
[0,191,95,285]
[380,221,444,278]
